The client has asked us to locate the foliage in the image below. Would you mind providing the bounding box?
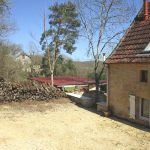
[40,1,80,85]
[41,55,77,77]
[74,61,104,78]
[64,86,75,92]
[40,53,50,77]
[29,55,42,77]
[0,42,26,81]
[55,57,77,76]
[28,41,42,76]
[87,68,106,80]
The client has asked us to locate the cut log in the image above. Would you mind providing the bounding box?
[0,77,66,102]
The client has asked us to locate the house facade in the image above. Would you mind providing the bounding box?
[16,53,31,72]
[106,0,150,127]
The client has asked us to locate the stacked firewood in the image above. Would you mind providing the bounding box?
[0,77,66,102]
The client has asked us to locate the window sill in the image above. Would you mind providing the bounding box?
[139,82,148,86]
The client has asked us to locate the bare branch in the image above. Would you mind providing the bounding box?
[99,30,124,55]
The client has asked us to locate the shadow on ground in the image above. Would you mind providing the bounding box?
[75,102,150,132]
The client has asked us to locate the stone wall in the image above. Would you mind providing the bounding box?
[108,64,150,126]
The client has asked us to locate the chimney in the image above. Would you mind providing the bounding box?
[103,53,106,62]
[144,0,149,20]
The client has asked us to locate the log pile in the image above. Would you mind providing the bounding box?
[0,77,66,102]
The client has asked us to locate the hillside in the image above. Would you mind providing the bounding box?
[74,61,103,78]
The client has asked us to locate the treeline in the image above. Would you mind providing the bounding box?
[0,42,27,81]
[74,61,106,80]
[0,41,78,81]
[0,0,106,82]
[0,0,78,81]
[0,0,27,81]
[41,55,77,77]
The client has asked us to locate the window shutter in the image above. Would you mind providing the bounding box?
[129,95,136,119]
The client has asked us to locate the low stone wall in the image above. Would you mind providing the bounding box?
[97,102,108,112]
[67,93,95,108]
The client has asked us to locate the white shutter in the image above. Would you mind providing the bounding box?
[129,95,136,119]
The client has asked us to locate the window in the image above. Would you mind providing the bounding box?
[140,70,148,82]
[140,98,149,120]
[144,42,150,51]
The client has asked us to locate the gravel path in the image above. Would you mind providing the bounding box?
[0,99,149,150]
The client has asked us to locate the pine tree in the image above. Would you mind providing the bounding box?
[40,1,80,86]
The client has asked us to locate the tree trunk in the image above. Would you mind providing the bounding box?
[95,71,100,102]
[95,64,105,102]
[51,70,54,87]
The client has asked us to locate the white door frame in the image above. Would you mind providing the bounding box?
[139,99,150,125]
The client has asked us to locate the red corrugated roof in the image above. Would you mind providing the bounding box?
[106,3,150,64]
[31,76,106,86]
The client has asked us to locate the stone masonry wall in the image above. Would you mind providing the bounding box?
[108,64,150,126]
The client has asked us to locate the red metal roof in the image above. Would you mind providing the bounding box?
[106,3,150,64]
[31,76,106,86]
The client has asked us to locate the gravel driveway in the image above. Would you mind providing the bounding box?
[0,98,149,150]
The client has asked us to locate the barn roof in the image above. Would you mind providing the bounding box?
[106,2,150,64]
[31,76,106,87]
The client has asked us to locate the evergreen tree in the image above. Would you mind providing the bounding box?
[54,56,77,76]
[40,1,80,86]
[41,55,77,77]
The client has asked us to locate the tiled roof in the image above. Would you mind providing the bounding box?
[106,3,150,64]
[31,76,106,87]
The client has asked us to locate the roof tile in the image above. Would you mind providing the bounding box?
[106,3,150,64]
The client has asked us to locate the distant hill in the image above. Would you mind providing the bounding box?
[74,61,103,78]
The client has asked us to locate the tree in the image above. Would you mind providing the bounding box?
[41,53,49,77]
[0,0,13,39]
[54,56,77,76]
[40,1,80,86]
[28,42,42,76]
[0,42,25,81]
[41,55,77,77]
[74,0,135,98]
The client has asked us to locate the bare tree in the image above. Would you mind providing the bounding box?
[0,0,14,39]
[74,0,135,98]
[28,42,43,76]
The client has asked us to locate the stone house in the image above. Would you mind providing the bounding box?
[106,0,150,127]
[16,53,32,72]
[16,53,42,74]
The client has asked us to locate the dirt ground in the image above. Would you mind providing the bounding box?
[0,98,149,150]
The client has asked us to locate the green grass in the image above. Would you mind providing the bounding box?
[64,86,76,92]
